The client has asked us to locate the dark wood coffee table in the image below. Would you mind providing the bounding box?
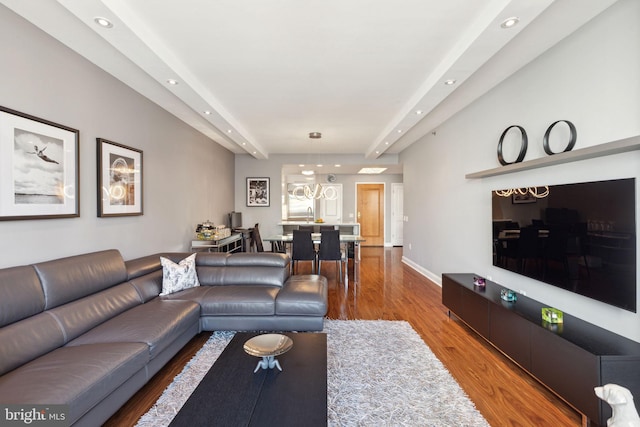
[169,332,327,427]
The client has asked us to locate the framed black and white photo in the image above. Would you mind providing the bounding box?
[512,192,536,204]
[97,138,143,217]
[246,177,270,207]
[0,106,79,220]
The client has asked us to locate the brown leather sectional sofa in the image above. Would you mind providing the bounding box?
[0,249,327,426]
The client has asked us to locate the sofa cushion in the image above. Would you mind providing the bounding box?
[125,253,162,280]
[33,250,127,310]
[192,252,228,266]
[160,254,200,296]
[66,299,200,358]
[128,269,163,302]
[0,342,148,425]
[0,312,65,376]
[222,253,290,287]
[225,253,289,268]
[192,252,290,288]
[197,265,288,288]
[276,275,328,316]
[198,286,279,316]
[47,282,143,343]
[0,265,44,327]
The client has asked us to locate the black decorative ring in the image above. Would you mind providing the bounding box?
[543,120,576,155]
[497,125,528,166]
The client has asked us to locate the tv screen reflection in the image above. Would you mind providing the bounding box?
[492,178,636,312]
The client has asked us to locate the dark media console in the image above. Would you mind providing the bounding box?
[442,273,640,427]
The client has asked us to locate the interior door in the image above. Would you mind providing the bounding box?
[357,183,384,246]
[319,184,342,223]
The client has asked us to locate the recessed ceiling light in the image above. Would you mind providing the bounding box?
[334,164,341,167]
[444,79,457,85]
[316,164,323,167]
[358,167,387,174]
[309,132,322,139]
[301,170,315,176]
[298,164,305,167]
[375,151,380,154]
[415,110,424,115]
[500,17,520,29]
[166,79,178,85]
[242,142,246,146]
[384,141,389,145]
[204,111,211,115]
[227,129,232,133]
[94,17,113,28]
[397,129,402,133]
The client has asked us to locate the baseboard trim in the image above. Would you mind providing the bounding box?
[401,256,442,287]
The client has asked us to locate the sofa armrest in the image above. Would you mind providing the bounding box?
[276,275,328,316]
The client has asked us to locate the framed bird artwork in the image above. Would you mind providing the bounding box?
[0,106,79,220]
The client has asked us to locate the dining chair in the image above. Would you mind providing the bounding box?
[250,223,264,252]
[317,229,343,282]
[271,240,287,254]
[291,230,316,274]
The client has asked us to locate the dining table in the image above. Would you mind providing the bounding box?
[262,233,366,281]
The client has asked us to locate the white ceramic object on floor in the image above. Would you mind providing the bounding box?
[595,384,640,427]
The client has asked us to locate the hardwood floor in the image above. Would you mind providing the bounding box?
[106,247,582,426]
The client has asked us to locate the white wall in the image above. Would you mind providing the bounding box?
[401,0,640,341]
[0,6,235,267]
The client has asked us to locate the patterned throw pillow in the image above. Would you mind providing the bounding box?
[159,253,200,296]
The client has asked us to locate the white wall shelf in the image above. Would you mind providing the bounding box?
[466,135,640,179]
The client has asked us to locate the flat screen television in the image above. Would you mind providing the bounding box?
[492,178,636,312]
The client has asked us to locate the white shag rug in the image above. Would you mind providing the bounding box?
[136,320,489,427]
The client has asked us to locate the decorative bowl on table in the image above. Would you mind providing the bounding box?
[243,334,294,373]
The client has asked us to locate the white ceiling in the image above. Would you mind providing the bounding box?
[1,0,618,167]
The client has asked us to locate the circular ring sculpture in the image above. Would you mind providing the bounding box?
[543,120,576,155]
[497,125,528,166]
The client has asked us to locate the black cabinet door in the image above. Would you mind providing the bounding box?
[530,326,600,423]
[442,275,489,338]
[442,275,462,315]
[461,287,490,338]
[490,304,531,370]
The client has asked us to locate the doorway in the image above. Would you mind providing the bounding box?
[356,183,384,246]
[319,184,343,223]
